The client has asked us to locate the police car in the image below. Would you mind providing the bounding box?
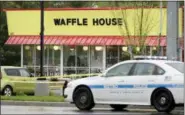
[63,59,184,113]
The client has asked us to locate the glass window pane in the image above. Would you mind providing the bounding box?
[90,46,103,73]
[119,46,131,62]
[76,46,89,74]
[23,45,34,66]
[154,66,165,75]
[5,69,20,76]
[106,46,118,68]
[19,69,30,77]
[133,63,156,75]
[63,46,76,75]
[76,46,88,67]
[106,63,134,77]
[145,46,151,55]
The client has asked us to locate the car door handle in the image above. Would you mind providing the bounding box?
[119,80,125,82]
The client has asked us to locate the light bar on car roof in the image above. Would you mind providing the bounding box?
[133,56,168,60]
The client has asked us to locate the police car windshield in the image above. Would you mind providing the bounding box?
[166,62,184,73]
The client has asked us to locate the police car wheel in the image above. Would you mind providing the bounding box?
[73,87,95,110]
[110,104,128,111]
[152,89,175,113]
[3,86,13,96]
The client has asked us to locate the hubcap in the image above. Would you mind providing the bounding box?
[159,97,166,105]
[80,95,87,104]
[4,88,12,96]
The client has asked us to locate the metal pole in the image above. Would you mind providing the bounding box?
[40,1,44,77]
[167,1,179,60]
[60,46,63,76]
[158,0,163,56]
[21,45,23,67]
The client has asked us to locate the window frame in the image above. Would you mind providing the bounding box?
[130,62,166,76]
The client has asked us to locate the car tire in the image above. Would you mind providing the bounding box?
[152,89,175,113]
[73,86,95,111]
[110,104,128,111]
[2,86,13,96]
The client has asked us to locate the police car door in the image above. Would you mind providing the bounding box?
[124,62,165,104]
[104,62,135,103]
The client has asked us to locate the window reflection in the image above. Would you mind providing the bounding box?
[90,46,103,73]
[63,46,103,75]
[106,46,119,68]
[24,45,60,76]
[106,46,131,68]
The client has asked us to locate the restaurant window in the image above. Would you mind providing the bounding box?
[145,46,151,55]
[63,46,76,75]
[119,46,131,62]
[23,45,34,66]
[106,46,131,68]
[76,46,89,74]
[90,46,103,73]
[44,46,60,76]
[106,46,119,68]
[152,47,158,55]
[63,46,90,75]
[163,46,166,56]
[23,45,60,76]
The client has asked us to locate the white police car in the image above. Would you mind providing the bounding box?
[63,60,184,113]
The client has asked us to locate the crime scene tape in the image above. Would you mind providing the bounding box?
[33,73,102,79]
[2,73,102,85]
[8,81,65,84]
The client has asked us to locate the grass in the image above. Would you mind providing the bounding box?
[1,96,64,102]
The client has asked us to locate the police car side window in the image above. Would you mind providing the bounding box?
[132,63,156,75]
[132,63,165,75]
[153,66,165,75]
[106,63,134,77]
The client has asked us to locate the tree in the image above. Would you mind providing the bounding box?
[0,2,22,65]
[112,1,159,58]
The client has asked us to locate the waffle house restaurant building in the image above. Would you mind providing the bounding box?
[4,7,184,76]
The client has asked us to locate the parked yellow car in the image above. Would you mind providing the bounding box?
[0,66,37,96]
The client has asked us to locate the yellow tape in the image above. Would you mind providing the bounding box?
[5,73,102,82]
[34,73,102,79]
[9,81,65,84]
